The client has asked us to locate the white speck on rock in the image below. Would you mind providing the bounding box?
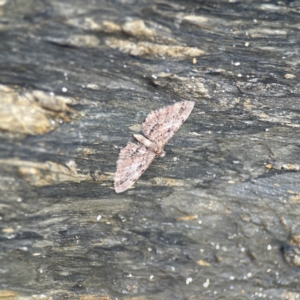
[203,278,210,288]
[284,73,296,79]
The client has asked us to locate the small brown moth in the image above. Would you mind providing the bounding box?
[114,100,195,193]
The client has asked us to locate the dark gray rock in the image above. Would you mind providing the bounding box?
[1,0,300,299]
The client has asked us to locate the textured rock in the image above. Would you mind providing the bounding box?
[0,0,300,299]
[0,85,75,135]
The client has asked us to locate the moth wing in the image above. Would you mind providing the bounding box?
[114,143,156,193]
[143,101,195,148]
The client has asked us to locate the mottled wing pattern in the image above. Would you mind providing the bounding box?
[143,101,195,148]
[114,143,156,193]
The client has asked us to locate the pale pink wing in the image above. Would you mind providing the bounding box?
[114,143,156,193]
[143,101,195,148]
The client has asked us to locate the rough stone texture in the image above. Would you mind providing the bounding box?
[1,0,300,299]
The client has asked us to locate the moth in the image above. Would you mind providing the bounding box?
[114,100,195,193]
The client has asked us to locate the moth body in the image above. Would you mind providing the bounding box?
[133,134,165,157]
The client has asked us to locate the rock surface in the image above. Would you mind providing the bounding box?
[1,0,300,299]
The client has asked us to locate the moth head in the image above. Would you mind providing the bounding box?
[157,150,166,158]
